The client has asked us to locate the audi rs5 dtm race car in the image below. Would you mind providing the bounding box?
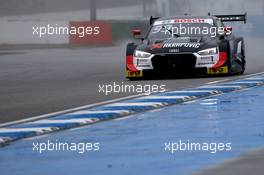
[126,13,247,80]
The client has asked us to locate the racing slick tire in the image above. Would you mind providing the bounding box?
[240,41,246,74]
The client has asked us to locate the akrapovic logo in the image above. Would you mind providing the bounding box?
[163,43,200,48]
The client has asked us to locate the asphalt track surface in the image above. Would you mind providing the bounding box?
[0,37,263,124]
[0,37,264,174]
[194,148,264,175]
[1,81,264,175]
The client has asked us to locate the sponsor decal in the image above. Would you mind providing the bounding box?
[127,70,143,77]
[207,66,228,74]
[153,18,213,26]
[149,43,200,49]
[163,42,200,48]
[198,62,214,66]
[150,43,164,50]
[175,19,213,23]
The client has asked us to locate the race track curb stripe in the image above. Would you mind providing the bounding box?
[1,75,264,146]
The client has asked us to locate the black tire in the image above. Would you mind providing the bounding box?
[240,41,246,74]
[127,77,137,81]
[126,43,140,80]
[219,39,232,75]
[240,59,246,74]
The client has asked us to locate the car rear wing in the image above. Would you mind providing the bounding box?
[150,16,159,25]
[214,13,247,24]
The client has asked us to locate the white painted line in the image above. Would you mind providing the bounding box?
[0,93,148,128]
[0,127,56,133]
[106,102,164,107]
[31,119,98,124]
[200,102,218,105]
[114,115,135,121]
[139,95,191,99]
[202,99,218,102]
[200,99,218,105]
[68,110,130,115]
[0,72,264,128]
[245,77,264,80]
[0,137,6,143]
[223,81,263,84]
[198,85,242,89]
[242,71,264,77]
[166,90,219,94]
[205,78,231,85]
[183,100,198,104]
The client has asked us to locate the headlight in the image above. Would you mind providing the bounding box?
[198,47,218,56]
[134,50,151,58]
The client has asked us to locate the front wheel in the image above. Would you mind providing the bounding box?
[240,44,246,74]
[240,59,246,74]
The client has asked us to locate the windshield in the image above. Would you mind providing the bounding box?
[147,18,220,39]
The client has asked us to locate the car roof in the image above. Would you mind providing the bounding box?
[152,16,219,26]
[157,16,218,21]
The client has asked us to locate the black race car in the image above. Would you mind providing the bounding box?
[126,13,247,80]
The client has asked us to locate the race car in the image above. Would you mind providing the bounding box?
[126,13,247,80]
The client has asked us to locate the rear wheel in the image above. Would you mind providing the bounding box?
[226,56,233,76]
[240,42,246,74]
[240,59,246,74]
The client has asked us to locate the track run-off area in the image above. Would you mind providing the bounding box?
[0,37,264,175]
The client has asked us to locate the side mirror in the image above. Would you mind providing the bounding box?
[132,29,141,38]
[224,26,232,36]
